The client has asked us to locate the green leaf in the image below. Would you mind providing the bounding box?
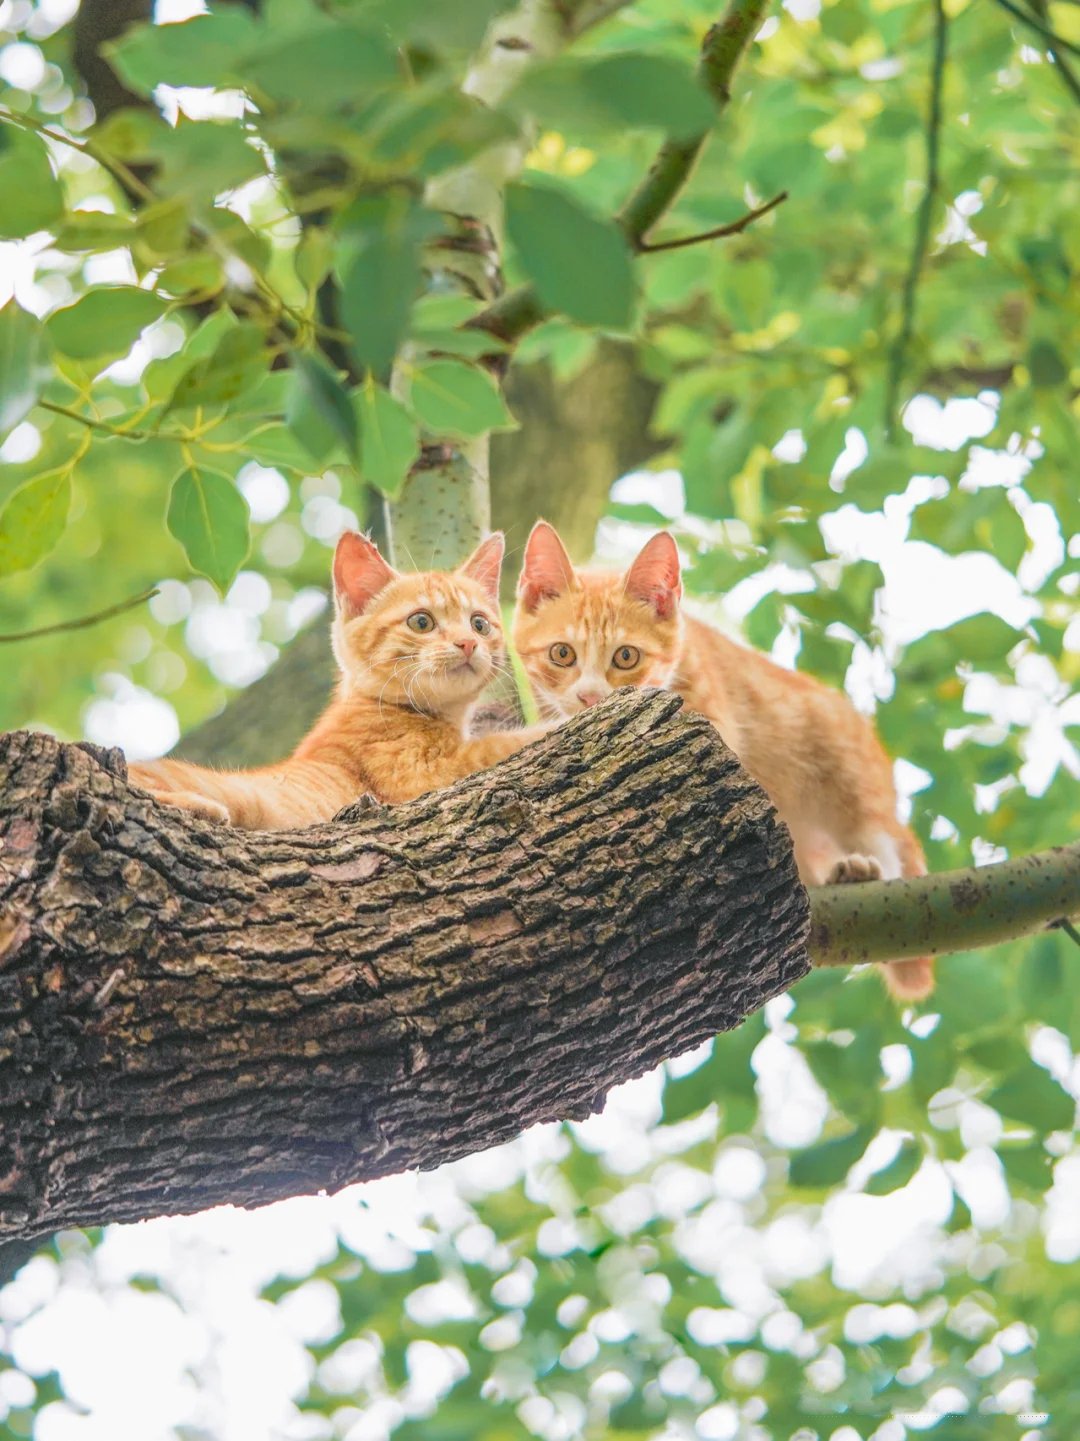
[987,1060,1075,1133]
[506,183,635,329]
[240,26,399,108]
[290,353,358,462]
[789,1124,875,1188]
[150,118,266,199]
[359,0,517,51]
[53,212,137,254]
[801,1029,883,1123]
[507,54,713,139]
[910,488,1028,571]
[46,287,168,364]
[104,10,259,94]
[998,1140,1053,1193]
[408,360,516,439]
[0,302,52,440]
[864,1139,922,1195]
[339,196,436,377]
[0,126,64,239]
[0,470,72,577]
[166,467,250,594]
[661,1013,765,1126]
[1028,339,1067,389]
[166,325,267,411]
[355,383,418,499]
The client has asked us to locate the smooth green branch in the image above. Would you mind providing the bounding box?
[471,0,772,346]
[618,0,772,243]
[809,841,1080,967]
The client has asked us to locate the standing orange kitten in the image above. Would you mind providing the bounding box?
[513,521,933,1000]
[130,532,546,828]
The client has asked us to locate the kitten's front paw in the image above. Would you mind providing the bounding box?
[827,853,883,885]
[148,789,231,825]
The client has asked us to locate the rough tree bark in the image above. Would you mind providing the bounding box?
[0,691,809,1244]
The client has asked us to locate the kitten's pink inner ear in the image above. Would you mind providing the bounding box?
[333,532,397,618]
[458,533,504,605]
[625,533,682,619]
[519,521,575,612]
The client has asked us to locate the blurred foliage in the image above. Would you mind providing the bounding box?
[1,0,1079,1434]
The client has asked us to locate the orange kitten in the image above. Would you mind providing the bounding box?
[513,521,933,1001]
[129,532,547,828]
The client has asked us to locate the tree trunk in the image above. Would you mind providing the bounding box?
[0,691,809,1243]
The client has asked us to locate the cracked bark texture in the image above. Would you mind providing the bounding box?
[0,690,809,1243]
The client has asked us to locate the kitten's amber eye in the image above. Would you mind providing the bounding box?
[406,610,435,633]
[471,613,492,636]
[612,645,641,670]
[549,642,576,667]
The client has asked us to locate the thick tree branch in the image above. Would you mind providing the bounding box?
[3,694,1075,1243]
[0,691,808,1241]
[810,842,1080,966]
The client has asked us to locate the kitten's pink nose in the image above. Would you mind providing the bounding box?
[577,690,604,708]
[456,637,477,659]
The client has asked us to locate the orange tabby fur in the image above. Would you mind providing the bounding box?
[513,521,933,1001]
[129,532,546,828]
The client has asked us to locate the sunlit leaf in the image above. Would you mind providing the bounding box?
[0,125,63,239]
[46,288,168,363]
[408,360,516,438]
[0,470,72,577]
[166,466,250,593]
[0,302,52,441]
[355,382,418,498]
[289,353,359,462]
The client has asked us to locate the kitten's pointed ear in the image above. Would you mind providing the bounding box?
[458,532,504,605]
[625,532,682,620]
[518,520,575,613]
[333,532,397,619]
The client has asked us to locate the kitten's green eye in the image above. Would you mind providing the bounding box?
[612,645,641,670]
[549,642,576,667]
[471,613,491,636]
[406,610,435,633]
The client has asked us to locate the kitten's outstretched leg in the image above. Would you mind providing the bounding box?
[142,788,230,825]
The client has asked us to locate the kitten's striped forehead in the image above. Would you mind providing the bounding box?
[514,569,679,660]
[369,572,500,621]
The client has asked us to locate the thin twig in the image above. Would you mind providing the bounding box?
[1024,0,1080,104]
[884,0,948,442]
[993,0,1080,60]
[637,190,788,252]
[0,587,159,643]
[0,106,156,204]
[37,399,155,441]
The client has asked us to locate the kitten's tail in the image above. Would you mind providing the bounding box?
[882,956,934,1001]
[881,825,935,1002]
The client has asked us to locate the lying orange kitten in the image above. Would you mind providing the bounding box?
[513,521,933,1000]
[130,531,546,828]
